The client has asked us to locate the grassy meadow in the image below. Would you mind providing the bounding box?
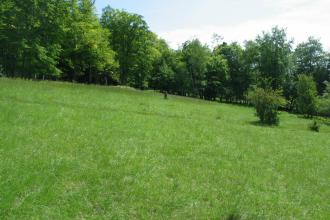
[1,78,330,219]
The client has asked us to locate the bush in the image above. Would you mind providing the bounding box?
[318,82,330,117]
[309,120,320,132]
[248,87,285,125]
[296,75,318,117]
[318,99,330,117]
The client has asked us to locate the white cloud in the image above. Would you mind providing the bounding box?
[159,0,330,50]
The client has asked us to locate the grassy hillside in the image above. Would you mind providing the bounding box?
[1,78,330,219]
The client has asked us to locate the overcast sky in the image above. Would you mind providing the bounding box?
[95,0,330,50]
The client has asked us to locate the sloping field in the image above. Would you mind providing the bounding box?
[1,78,330,219]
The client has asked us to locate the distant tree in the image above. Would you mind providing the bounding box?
[148,37,176,93]
[0,0,118,83]
[215,42,248,102]
[101,7,154,88]
[256,26,292,90]
[0,0,69,79]
[181,39,210,97]
[248,87,285,125]
[281,53,297,111]
[296,74,318,117]
[294,37,329,94]
[318,81,330,117]
[243,40,260,84]
[60,0,118,84]
[172,53,190,96]
[149,39,175,92]
[323,81,330,99]
[151,61,174,92]
[3,0,330,111]
[204,54,229,101]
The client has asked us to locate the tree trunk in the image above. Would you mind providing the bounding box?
[105,76,108,85]
[88,65,92,84]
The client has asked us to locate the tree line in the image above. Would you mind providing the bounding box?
[1,0,329,117]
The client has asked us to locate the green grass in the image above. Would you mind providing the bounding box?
[1,78,330,219]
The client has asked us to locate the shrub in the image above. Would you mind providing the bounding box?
[318,82,330,117]
[309,120,320,132]
[318,99,330,117]
[248,87,285,125]
[163,91,168,99]
[296,74,318,117]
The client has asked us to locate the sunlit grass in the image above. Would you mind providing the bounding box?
[1,78,330,219]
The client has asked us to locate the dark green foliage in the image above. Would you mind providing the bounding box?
[215,42,248,101]
[181,39,210,97]
[296,75,318,117]
[163,91,168,99]
[204,54,229,101]
[248,87,285,125]
[61,0,118,84]
[294,38,329,94]
[149,39,176,93]
[172,56,191,96]
[309,120,320,132]
[318,82,330,117]
[101,7,155,89]
[255,27,292,90]
[318,99,330,117]
[0,0,329,111]
[0,0,69,78]
[0,0,117,83]
[151,62,174,91]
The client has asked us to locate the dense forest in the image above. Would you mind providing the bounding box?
[1,0,330,116]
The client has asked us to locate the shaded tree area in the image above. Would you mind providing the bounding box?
[0,0,118,84]
[294,37,330,94]
[101,6,155,88]
[1,2,330,116]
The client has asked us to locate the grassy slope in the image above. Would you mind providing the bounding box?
[0,78,330,219]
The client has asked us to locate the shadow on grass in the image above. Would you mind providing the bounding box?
[225,213,241,220]
[248,120,278,127]
[296,114,314,119]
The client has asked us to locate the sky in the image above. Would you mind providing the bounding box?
[95,0,330,50]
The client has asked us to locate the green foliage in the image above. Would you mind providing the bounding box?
[101,7,154,88]
[248,87,285,125]
[215,42,248,100]
[172,55,191,96]
[318,99,330,117]
[242,40,259,86]
[324,81,330,99]
[0,0,69,78]
[296,74,318,117]
[318,82,330,116]
[204,54,229,100]
[256,27,292,90]
[294,37,329,94]
[151,62,174,91]
[0,0,117,83]
[181,39,210,97]
[309,120,320,132]
[61,0,118,83]
[0,0,329,111]
[149,39,176,92]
